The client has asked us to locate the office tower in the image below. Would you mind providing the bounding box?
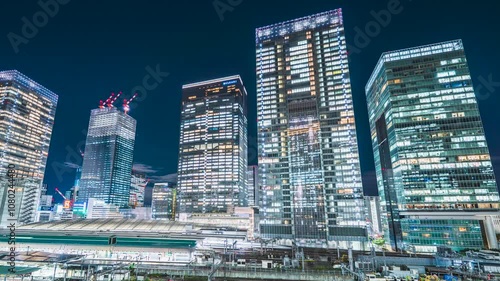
[366,40,500,252]
[364,196,382,235]
[152,182,177,220]
[79,106,137,207]
[130,173,148,208]
[143,185,154,207]
[0,70,58,226]
[72,201,87,218]
[247,165,259,207]
[39,194,53,209]
[256,9,366,249]
[177,76,248,214]
[36,184,53,222]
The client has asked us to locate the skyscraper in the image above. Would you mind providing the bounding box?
[152,182,177,220]
[0,70,58,226]
[129,173,148,208]
[79,106,136,207]
[256,9,366,249]
[177,76,248,214]
[366,40,500,252]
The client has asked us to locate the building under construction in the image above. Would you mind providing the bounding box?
[78,92,138,208]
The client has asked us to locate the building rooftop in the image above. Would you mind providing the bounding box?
[0,219,248,248]
[15,218,198,233]
[256,9,342,43]
[182,75,243,89]
[0,69,58,104]
[10,218,248,235]
[365,39,464,92]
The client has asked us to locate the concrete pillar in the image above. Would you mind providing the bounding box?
[484,216,498,249]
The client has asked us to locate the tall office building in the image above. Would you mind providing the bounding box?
[0,70,58,226]
[79,107,136,207]
[256,9,366,249]
[152,182,177,220]
[177,76,248,214]
[129,173,148,208]
[366,40,500,252]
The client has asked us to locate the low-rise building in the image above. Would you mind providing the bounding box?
[87,198,123,219]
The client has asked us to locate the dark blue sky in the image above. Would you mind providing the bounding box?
[1,0,499,198]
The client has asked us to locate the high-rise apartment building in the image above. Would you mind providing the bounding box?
[0,70,58,226]
[366,40,500,252]
[177,76,248,214]
[79,107,136,207]
[256,9,366,249]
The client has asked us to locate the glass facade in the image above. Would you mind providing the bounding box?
[256,9,367,249]
[129,173,148,208]
[0,70,58,226]
[177,76,248,214]
[152,182,177,220]
[79,107,136,208]
[366,40,500,252]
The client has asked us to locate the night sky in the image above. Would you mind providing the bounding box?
[1,0,499,200]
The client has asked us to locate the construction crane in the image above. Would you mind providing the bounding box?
[139,179,150,188]
[54,187,67,200]
[99,92,114,109]
[55,187,74,209]
[99,91,123,108]
[123,93,138,114]
[108,91,123,107]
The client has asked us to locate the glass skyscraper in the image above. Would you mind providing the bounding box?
[177,76,248,214]
[256,9,366,249]
[366,40,500,252]
[0,70,58,226]
[152,182,177,220]
[79,107,136,208]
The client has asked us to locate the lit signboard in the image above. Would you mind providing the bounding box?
[223,80,237,86]
[63,200,72,209]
